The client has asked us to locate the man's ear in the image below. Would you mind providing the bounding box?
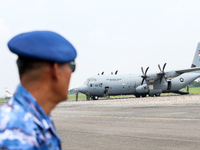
[50,63,60,81]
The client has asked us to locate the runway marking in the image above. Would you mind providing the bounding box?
[52,114,200,121]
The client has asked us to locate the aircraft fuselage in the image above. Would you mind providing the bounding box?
[78,72,200,99]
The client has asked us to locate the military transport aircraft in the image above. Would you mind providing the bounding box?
[78,42,200,100]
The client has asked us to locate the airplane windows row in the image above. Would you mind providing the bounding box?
[90,84,98,87]
[90,83,103,88]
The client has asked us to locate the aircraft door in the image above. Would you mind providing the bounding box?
[167,81,171,91]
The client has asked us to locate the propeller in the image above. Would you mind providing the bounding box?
[158,63,167,83]
[141,67,149,85]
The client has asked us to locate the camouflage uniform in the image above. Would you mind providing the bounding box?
[76,92,79,101]
[104,88,109,98]
[0,85,61,150]
[86,91,90,100]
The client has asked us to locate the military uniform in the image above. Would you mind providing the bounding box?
[104,88,110,99]
[0,84,61,149]
[76,92,79,101]
[86,91,90,100]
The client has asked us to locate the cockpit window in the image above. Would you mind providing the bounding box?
[89,78,97,82]
[83,78,90,85]
[83,78,97,85]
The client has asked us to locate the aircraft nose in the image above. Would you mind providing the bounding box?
[78,85,88,94]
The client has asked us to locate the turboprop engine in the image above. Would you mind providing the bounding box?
[135,84,149,94]
[136,84,163,97]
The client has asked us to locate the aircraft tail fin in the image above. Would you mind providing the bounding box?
[191,42,200,68]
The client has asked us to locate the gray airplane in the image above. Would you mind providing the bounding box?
[78,43,200,100]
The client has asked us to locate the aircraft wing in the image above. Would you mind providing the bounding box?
[175,67,200,74]
[164,67,200,79]
[145,67,200,82]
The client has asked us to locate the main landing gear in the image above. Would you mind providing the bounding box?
[92,96,99,100]
[149,94,161,97]
[135,94,161,98]
[135,94,147,98]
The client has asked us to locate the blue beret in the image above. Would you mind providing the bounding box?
[8,31,77,63]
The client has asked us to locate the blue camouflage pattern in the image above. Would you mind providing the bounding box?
[0,84,61,150]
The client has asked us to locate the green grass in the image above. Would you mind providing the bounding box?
[162,87,200,95]
[181,87,200,94]
[68,93,86,99]
[0,98,8,101]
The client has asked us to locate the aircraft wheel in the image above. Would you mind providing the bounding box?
[135,95,140,98]
[141,94,146,97]
[93,96,99,100]
[149,94,154,97]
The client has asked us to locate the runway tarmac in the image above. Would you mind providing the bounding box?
[52,94,200,150]
[0,94,200,149]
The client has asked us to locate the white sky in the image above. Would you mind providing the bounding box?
[1,0,200,96]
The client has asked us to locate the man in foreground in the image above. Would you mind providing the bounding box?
[0,31,77,149]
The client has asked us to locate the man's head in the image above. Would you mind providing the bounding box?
[8,31,77,102]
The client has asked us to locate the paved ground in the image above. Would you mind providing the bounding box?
[52,94,200,150]
[1,94,200,149]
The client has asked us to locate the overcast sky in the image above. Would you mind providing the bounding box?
[1,0,200,96]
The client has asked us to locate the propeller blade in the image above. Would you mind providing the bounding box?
[145,67,149,75]
[141,78,145,85]
[162,63,167,71]
[158,63,167,83]
[158,64,161,72]
[141,66,149,85]
[141,67,144,75]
